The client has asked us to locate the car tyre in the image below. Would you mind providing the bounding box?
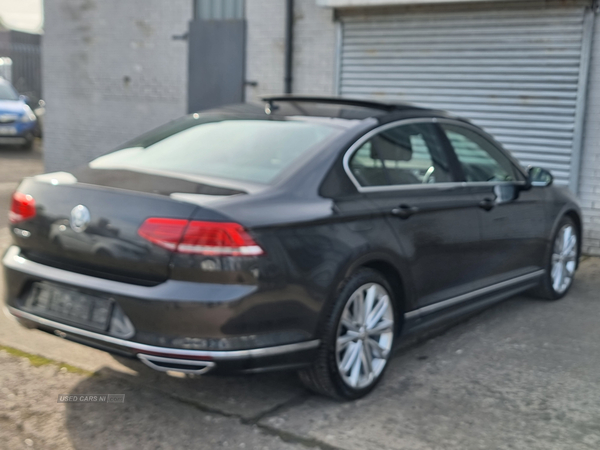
[532,216,579,300]
[298,268,396,400]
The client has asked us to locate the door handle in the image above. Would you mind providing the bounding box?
[478,198,495,211]
[391,204,420,219]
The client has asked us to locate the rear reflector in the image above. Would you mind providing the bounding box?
[9,192,36,224]
[138,218,264,256]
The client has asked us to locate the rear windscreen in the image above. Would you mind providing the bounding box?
[90,119,342,184]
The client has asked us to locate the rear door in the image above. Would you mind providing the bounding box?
[439,121,548,283]
[345,119,484,309]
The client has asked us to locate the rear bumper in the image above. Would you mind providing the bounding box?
[2,245,320,374]
[6,306,320,374]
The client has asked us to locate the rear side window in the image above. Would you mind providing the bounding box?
[90,119,341,184]
[348,122,453,187]
[441,123,521,183]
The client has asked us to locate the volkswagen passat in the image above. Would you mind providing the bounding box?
[3,97,581,399]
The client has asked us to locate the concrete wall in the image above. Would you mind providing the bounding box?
[43,0,192,172]
[245,0,337,103]
[578,14,600,257]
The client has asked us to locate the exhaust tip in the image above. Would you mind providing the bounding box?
[138,354,215,375]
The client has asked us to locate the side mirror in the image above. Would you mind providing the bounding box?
[494,183,519,204]
[19,95,29,104]
[528,166,553,187]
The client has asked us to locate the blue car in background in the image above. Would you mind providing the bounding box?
[0,78,37,149]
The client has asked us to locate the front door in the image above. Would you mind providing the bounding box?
[439,121,548,284]
[345,120,484,309]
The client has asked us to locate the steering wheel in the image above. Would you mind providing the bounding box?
[422,166,435,184]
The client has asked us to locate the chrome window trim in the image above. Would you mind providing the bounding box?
[342,117,528,193]
[342,117,438,193]
[7,306,321,361]
[404,270,545,321]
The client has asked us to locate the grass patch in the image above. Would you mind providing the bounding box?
[0,345,94,376]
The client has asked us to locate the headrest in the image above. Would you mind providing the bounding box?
[370,129,412,161]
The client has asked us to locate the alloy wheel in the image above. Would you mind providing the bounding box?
[335,283,394,389]
[551,224,577,294]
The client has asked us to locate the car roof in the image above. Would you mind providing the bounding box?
[208,96,466,125]
[263,95,418,113]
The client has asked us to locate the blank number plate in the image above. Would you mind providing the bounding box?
[25,283,113,331]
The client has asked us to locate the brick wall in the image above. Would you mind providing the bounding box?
[245,0,337,102]
[44,0,337,172]
[292,0,337,95]
[579,15,600,256]
[43,0,192,172]
[245,0,286,102]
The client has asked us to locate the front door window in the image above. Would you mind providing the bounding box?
[440,123,522,183]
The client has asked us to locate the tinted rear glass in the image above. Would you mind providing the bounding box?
[90,119,341,184]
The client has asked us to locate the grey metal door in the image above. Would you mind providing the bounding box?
[188,19,245,113]
[337,1,592,189]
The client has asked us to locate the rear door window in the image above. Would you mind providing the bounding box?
[348,122,454,187]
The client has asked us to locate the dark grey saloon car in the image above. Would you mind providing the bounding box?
[3,97,581,399]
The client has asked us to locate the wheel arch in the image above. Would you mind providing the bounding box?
[335,252,413,336]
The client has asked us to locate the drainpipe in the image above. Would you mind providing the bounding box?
[284,0,294,94]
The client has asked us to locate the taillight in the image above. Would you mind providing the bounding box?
[9,192,36,224]
[138,218,264,256]
[137,218,188,251]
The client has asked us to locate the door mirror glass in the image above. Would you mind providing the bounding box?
[19,94,29,104]
[528,167,553,187]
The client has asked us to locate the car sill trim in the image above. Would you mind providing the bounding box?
[404,270,545,320]
[6,306,321,360]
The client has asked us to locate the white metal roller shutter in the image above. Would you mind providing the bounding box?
[338,5,589,186]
